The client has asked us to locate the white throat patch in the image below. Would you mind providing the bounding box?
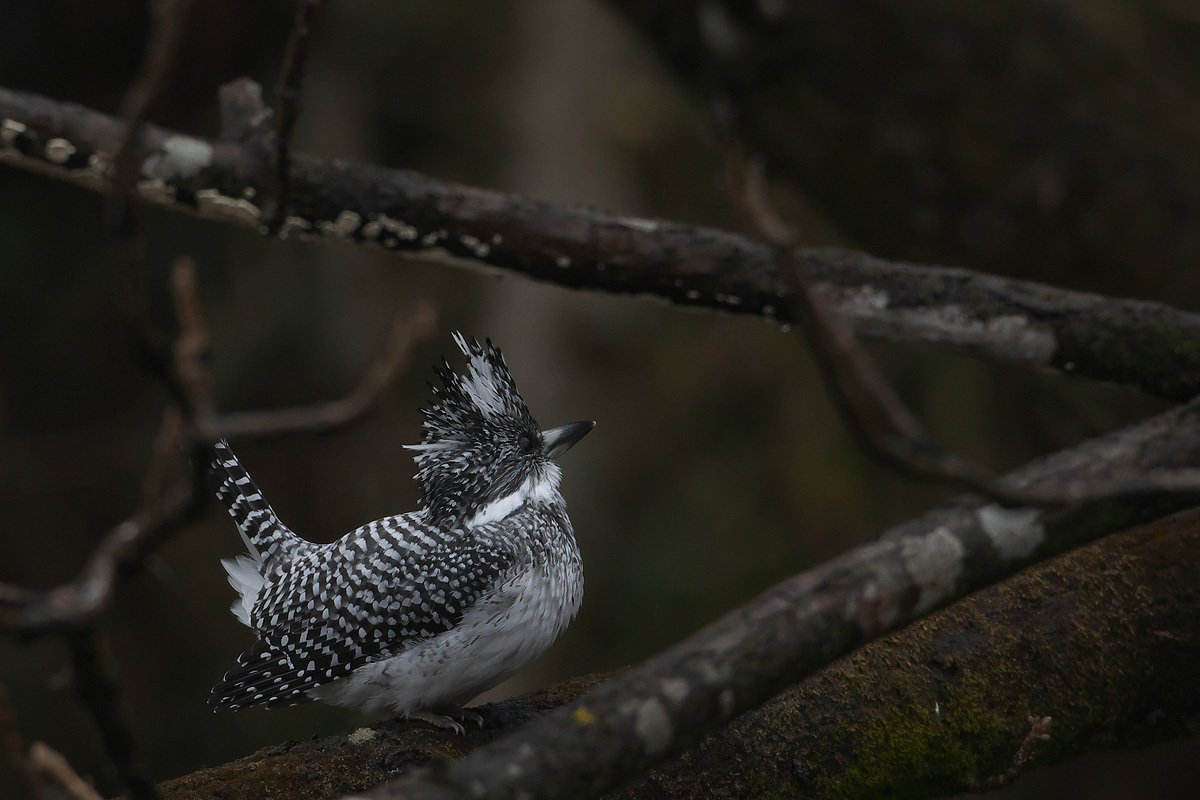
[468,464,563,527]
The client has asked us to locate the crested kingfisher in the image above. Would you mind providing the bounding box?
[209,333,593,732]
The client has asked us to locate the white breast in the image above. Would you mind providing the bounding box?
[308,554,583,715]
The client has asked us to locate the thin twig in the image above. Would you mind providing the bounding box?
[199,301,438,440]
[967,715,1053,792]
[0,679,48,800]
[0,470,199,635]
[29,742,105,800]
[0,280,434,635]
[111,0,195,404]
[264,0,325,232]
[66,628,157,800]
[727,153,1200,508]
[138,404,187,512]
[168,256,216,427]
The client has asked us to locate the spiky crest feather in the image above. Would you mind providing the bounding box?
[404,333,542,525]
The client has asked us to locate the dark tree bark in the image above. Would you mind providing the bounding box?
[154,507,1200,800]
[4,84,1200,400]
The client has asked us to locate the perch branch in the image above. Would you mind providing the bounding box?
[343,394,1200,800]
[3,83,1200,400]
[158,508,1200,800]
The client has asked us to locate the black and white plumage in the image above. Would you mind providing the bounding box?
[209,333,593,723]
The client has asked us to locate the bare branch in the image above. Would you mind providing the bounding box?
[728,154,1200,508]
[728,155,930,448]
[263,0,325,231]
[167,256,215,423]
[350,396,1200,800]
[65,628,157,800]
[0,679,48,800]
[29,743,105,800]
[967,716,1053,793]
[199,303,437,441]
[0,473,199,635]
[3,84,1200,400]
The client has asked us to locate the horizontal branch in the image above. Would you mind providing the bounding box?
[157,502,1200,800]
[3,84,1200,400]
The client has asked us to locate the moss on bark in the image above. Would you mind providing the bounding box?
[157,510,1200,799]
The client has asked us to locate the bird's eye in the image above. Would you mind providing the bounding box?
[518,434,534,454]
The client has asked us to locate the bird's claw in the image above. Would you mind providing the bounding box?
[407,706,483,735]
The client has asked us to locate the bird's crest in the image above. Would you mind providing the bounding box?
[405,334,541,522]
[411,333,535,444]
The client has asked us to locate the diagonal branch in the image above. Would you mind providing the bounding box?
[3,83,1200,400]
[29,743,105,800]
[0,261,434,638]
[727,155,1200,507]
[198,303,437,441]
[351,394,1200,800]
[159,506,1200,799]
[111,0,196,397]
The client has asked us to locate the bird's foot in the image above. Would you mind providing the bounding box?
[406,705,484,735]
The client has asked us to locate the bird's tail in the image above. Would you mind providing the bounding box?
[211,440,305,626]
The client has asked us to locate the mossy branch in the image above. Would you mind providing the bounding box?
[156,508,1200,800]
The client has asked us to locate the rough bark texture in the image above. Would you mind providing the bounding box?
[154,507,1200,800]
[352,397,1200,800]
[628,508,1200,800]
[608,0,1200,297]
[4,85,1200,400]
[144,397,1200,800]
[156,675,612,800]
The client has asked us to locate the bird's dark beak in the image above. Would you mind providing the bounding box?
[542,421,595,459]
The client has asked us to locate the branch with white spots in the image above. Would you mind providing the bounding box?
[347,395,1200,800]
[726,154,1200,508]
[3,83,1200,400]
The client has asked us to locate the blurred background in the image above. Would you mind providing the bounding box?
[0,1,1196,798]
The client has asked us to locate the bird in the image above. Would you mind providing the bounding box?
[208,333,593,732]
